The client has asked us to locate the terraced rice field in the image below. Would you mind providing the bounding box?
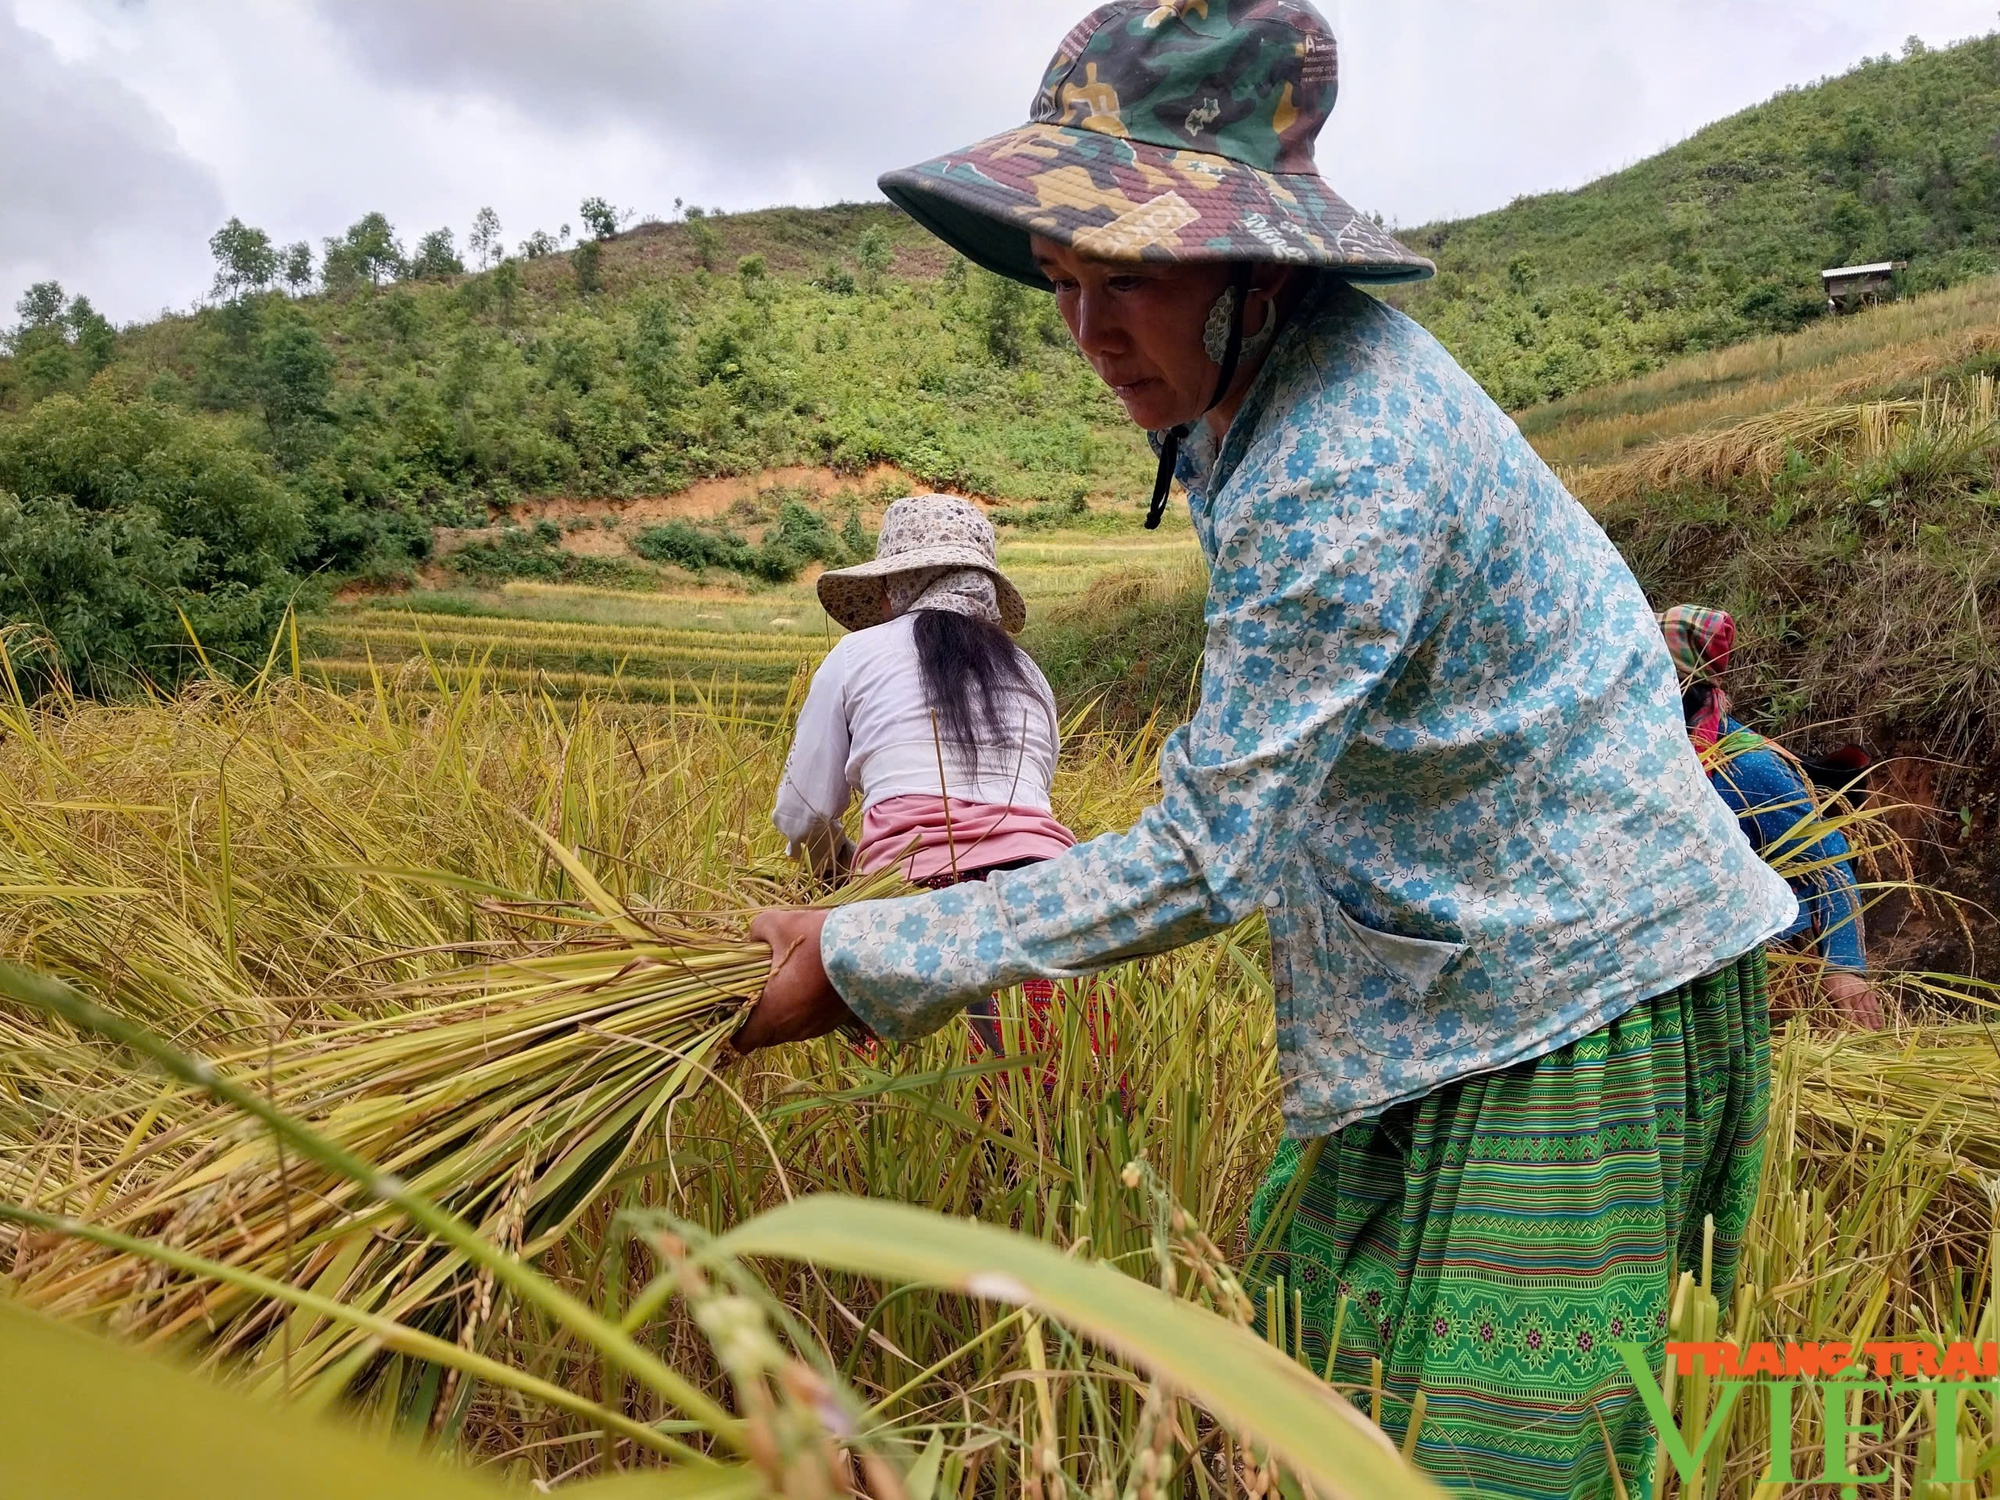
[308,525,1204,715]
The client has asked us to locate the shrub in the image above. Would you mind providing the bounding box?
[572,240,604,297]
[974,269,1028,365]
[857,227,893,293]
[766,497,842,563]
[443,523,648,589]
[256,314,334,429]
[632,519,732,573]
[631,503,837,584]
[992,492,1088,530]
[684,208,722,271]
[446,527,563,582]
[0,392,306,694]
[813,262,857,296]
[840,507,871,558]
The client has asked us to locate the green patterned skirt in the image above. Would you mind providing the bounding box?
[1248,949,1769,1500]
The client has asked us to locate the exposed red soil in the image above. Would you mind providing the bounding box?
[1855,742,1999,981]
[499,463,975,530]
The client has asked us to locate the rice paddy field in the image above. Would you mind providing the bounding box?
[1523,274,2000,471]
[308,523,1205,716]
[4,622,2000,1497]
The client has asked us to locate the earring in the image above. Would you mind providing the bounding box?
[1201,285,1238,364]
[1240,292,1279,360]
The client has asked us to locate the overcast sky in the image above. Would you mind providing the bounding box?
[6,0,1996,326]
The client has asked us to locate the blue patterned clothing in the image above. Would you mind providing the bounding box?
[821,278,1797,1138]
[1708,720,1866,970]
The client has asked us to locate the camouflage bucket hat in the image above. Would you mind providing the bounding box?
[878,0,1434,289]
[816,494,1027,634]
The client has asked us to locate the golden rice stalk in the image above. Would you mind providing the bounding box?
[4,837,857,1401]
[1569,380,2000,510]
[1779,1025,2000,1183]
[1576,400,1925,507]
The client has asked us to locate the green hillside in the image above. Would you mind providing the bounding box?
[6,29,2000,695]
[0,206,1156,692]
[1390,32,2000,407]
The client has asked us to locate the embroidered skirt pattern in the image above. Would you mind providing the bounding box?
[1248,948,1770,1500]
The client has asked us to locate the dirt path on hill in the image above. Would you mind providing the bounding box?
[501,464,991,530]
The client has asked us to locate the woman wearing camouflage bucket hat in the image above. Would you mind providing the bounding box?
[742,6,1796,1495]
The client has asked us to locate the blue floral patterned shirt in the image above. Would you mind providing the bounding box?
[820,278,1797,1138]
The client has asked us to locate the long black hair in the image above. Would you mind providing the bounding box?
[912,609,1038,776]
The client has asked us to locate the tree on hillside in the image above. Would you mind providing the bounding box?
[210,218,278,302]
[279,242,314,296]
[255,312,334,431]
[683,207,721,270]
[64,297,116,376]
[572,239,603,296]
[857,226,894,293]
[468,206,503,269]
[579,196,626,240]
[519,229,559,260]
[974,268,1028,364]
[409,227,465,280]
[628,294,680,407]
[489,258,522,323]
[0,390,306,696]
[7,283,116,401]
[15,281,66,331]
[321,212,405,293]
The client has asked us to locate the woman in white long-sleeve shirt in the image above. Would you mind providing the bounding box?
[774,492,1075,887]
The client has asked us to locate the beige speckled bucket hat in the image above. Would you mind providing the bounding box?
[816,494,1027,634]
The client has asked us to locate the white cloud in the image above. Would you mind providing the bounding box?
[0,3,222,325]
[309,0,1082,198]
[4,0,1996,323]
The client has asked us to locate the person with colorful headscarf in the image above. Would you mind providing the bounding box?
[1660,605,1884,1029]
[737,5,1797,1496]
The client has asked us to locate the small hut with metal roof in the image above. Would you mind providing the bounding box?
[1821,261,1908,315]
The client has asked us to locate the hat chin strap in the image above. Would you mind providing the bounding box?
[1146,262,1254,531]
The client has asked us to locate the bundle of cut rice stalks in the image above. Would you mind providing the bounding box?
[1781,1024,2000,1181]
[5,839,851,1401]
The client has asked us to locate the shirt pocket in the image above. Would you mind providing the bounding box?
[1329,905,1467,996]
[1276,879,1471,1054]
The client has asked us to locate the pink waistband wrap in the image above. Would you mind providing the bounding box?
[858,795,1077,883]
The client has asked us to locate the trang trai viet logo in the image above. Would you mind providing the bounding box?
[1614,1339,2000,1489]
